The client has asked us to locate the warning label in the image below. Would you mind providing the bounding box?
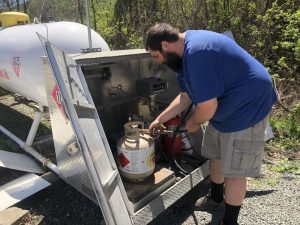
[117,146,155,173]
[51,84,68,121]
[0,69,10,80]
[118,152,130,168]
[11,57,21,78]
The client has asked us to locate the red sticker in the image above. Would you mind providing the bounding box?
[118,152,130,168]
[51,84,68,121]
[0,69,10,80]
[0,70,10,80]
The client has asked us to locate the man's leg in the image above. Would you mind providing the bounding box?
[220,116,268,225]
[210,159,224,184]
[196,123,225,209]
[195,159,225,209]
[225,177,246,205]
[222,178,246,225]
[209,159,225,203]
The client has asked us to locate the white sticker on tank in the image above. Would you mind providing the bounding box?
[117,146,155,174]
[11,56,21,78]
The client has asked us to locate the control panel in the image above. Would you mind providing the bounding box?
[136,77,168,96]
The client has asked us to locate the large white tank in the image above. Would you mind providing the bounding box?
[0,21,110,106]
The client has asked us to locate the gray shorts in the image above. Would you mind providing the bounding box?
[201,117,268,178]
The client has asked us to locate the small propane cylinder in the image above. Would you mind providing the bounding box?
[117,121,155,182]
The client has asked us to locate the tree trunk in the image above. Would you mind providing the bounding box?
[203,0,209,27]
[16,0,20,11]
[77,0,84,24]
[23,0,27,13]
[52,0,56,20]
[264,0,273,12]
[3,0,12,10]
[91,0,97,31]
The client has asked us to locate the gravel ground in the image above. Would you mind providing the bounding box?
[150,165,300,225]
[12,165,300,225]
[1,88,300,225]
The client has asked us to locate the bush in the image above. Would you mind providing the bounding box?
[268,103,300,152]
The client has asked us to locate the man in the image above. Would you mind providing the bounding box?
[145,23,277,225]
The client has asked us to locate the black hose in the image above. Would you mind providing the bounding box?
[156,135,169,162]
[172,129,187,134]
[169,104,193,175]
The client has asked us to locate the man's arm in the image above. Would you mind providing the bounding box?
[185,98,218,133]
[149,92,191,130]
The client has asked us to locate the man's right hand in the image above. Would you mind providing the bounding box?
[149,118,160,131]
[149,119,166,137]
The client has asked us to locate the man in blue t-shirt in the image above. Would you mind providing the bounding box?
[145,23,277,225]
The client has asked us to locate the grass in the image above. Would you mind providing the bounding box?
[250,177,280,188]
[268,159,300,174]
[266,103,300,156]
[263,101,300,176]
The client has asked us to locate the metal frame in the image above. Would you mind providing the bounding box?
[132,162,209,225]
[45,40,117,224]
[0,105,59,175]
[42,36,132,225]
[83,0,92,50]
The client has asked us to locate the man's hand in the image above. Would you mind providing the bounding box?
[149,118,160,131]
[149,119,166,137]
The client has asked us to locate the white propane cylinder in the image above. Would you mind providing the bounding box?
[0,21,110,106]
[117,121,155,182]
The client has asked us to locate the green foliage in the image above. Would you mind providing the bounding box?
[26,0,82,22]
[271,103,300,139]
[268,158,300,174]
[254,1,300,83]
[251,177,279,188]
[93,0,117,49]
[269,103,300,152]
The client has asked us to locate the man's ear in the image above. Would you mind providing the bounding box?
[161,41,169,51]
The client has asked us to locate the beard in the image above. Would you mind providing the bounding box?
[162,51,182,73]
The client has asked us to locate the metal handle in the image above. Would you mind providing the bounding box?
[124,121,144,140]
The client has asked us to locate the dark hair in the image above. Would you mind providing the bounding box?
[145,23,179,51]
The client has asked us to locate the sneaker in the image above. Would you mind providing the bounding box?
[194,194,225,211]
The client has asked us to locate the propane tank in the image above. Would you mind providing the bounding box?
[164,117,182,160]
[0,19,110,107]
[117,121,155,182]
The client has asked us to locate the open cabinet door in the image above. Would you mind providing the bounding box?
[39,34,132,225]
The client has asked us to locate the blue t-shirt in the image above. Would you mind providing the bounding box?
[177,30,277,132]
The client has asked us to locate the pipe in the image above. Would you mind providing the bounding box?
[26,110,43,146]
[0,124,60,175]
[83,0,93,50]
